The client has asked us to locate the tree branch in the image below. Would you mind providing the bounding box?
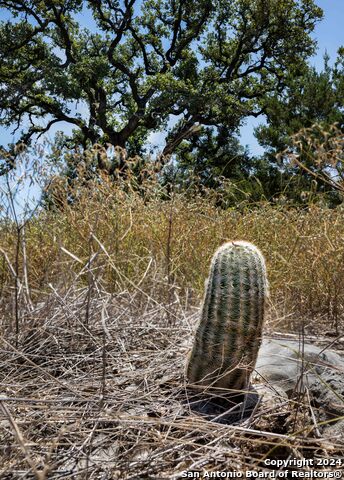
[162,118,201,157]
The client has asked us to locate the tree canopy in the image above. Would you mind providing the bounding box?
[0,0,323,173]
[256,51,344,155]
[249,53,344,204]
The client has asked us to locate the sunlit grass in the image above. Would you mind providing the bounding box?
[1,172,343,334]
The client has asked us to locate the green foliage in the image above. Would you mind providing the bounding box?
[163,125,294,206]
[256,53,344,152]
[162,53,344,206]
[170,126,251,187]
[278,123,344,207]
[0,0,322,173]
[252,53,344,203]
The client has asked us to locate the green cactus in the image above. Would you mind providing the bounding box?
[186,241,268,393]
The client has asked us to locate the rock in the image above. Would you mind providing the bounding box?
[254,338,344,435]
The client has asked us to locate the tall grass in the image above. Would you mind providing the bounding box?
[1,172,343,336]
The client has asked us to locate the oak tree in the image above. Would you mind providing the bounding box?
[0,0,322,173]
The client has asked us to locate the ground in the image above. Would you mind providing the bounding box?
[0,288,343,479]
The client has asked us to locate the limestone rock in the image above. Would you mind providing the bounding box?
[254,338,344,436]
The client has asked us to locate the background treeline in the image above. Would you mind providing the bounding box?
[0,0,343,208]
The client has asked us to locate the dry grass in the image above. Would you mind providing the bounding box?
[0,283,343,479]
[1,173,344,334]
[0,172,344,478]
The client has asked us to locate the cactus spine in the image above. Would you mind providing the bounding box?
[187,241,268,392]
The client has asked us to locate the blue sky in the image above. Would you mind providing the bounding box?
[0,0,343,156]
[311,0,344,68]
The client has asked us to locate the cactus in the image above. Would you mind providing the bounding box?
[186,241,268,393]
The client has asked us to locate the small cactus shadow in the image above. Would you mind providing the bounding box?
[185,387,259,425]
